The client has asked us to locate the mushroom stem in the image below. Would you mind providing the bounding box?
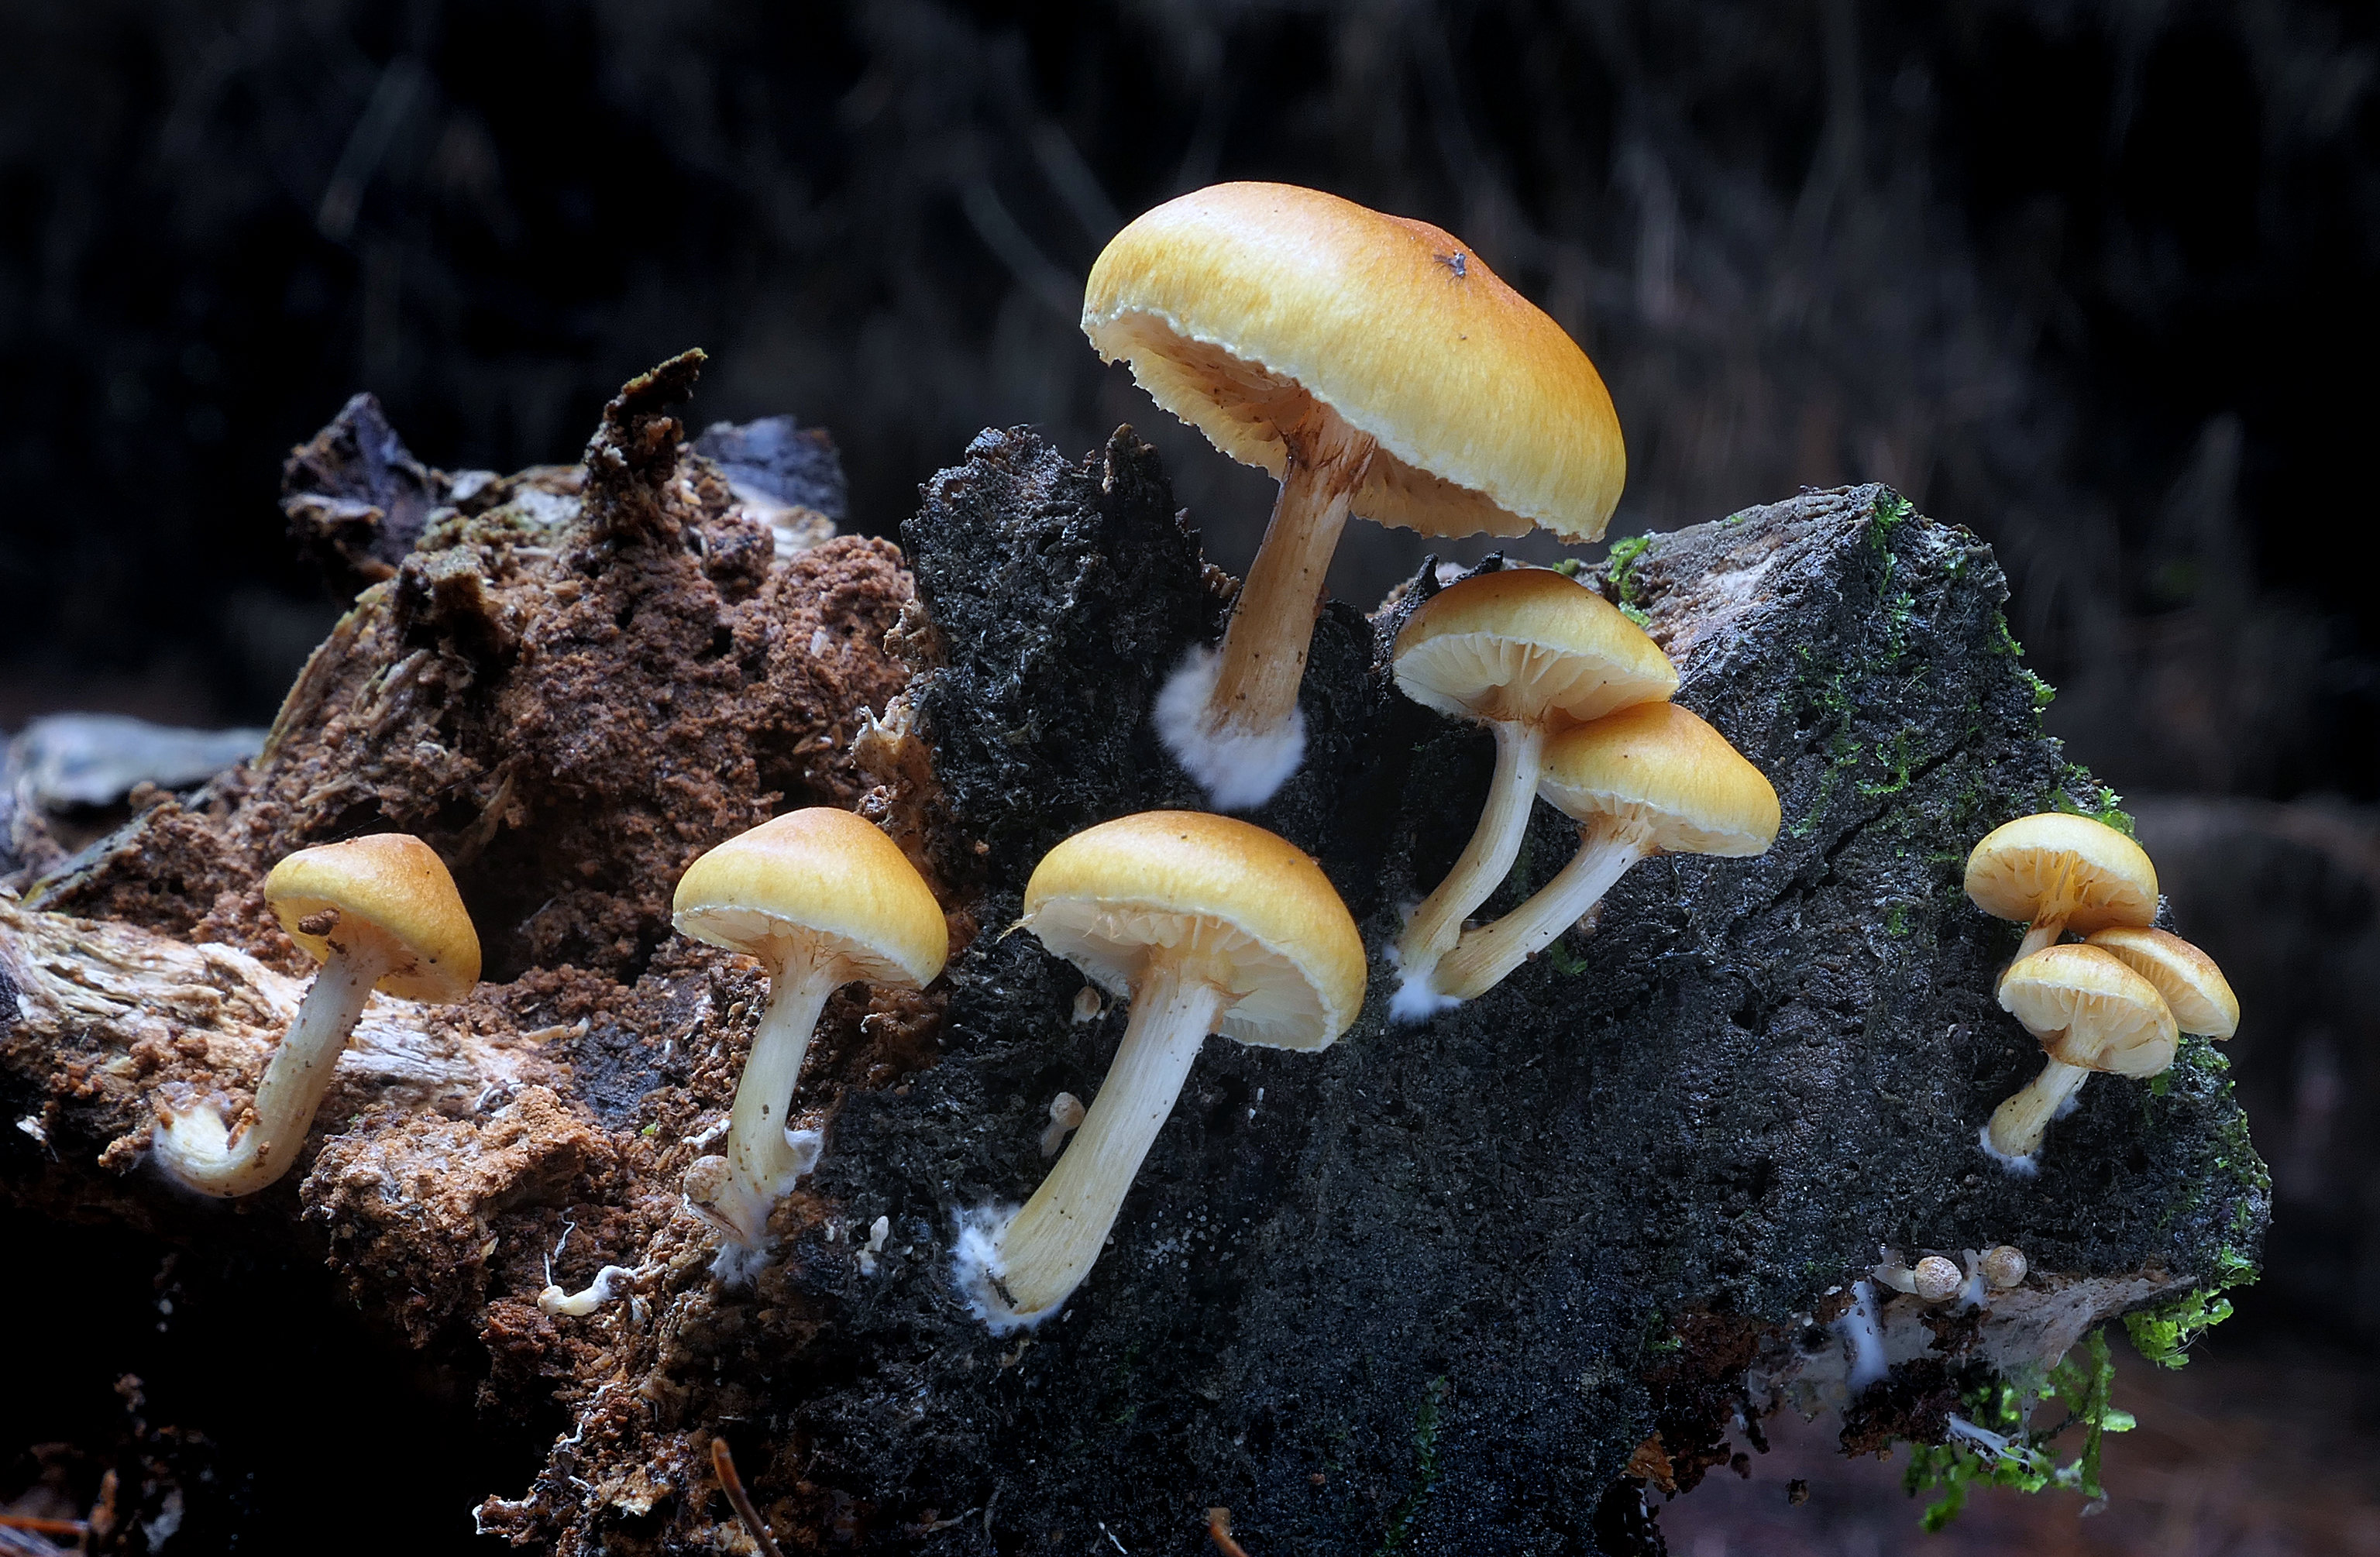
[989,954,1226,1323]
[2014,918,2065,962]
[153,934,398,1197]
[1397,720,1548,971]
[1431,813,1657,1002]
[1158,411,1377,809]
[701,937,850,1247]
[1986,1055,2090,1160]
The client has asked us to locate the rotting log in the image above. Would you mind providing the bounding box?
[0,366,2266,1555]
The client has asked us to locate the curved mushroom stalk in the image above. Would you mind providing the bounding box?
[975,955,1226,1327]
[686,937,849,1250]
[1156,411,1377,810]
[1395,720,1547,974]
[1422,814,1657,1006]
[1986,1056,2091,1160]
[153,935,397,1198]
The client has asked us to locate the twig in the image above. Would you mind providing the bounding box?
[1208,1506,1250,1556]
[0,1523,86,1552]
[710,1437,786,1557]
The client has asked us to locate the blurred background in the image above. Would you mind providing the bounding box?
[2,0,2376,1550]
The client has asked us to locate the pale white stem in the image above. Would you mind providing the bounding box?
[692,940,848,1249]
[2014,917,2064,962]
[153,936,397,1197]
[1397,720,1547,972]
[1432,815,1655,1002]
[1986,1055,2090,1159]
[987,956,1226,1324]
[1157,413,1376,809]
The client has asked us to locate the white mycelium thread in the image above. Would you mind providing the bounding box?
[1154,646,1307,812]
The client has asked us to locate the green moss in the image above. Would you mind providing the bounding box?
[1553,557,1584,578]
[1604,534,1656,626]
[1902,1329,2134,1530]
[2124,1247,2255,1370]
[1541,939,1591,977]
[2048,764,2135,835]
[1375,1376,1450,1554]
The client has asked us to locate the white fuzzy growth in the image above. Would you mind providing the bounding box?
[692,1126,822,1284]
[950,1201,1037,1334]
[1976,1122,2040,1177]
[1388,966,1463,1023]
[1154,646,1306,811]
[538,1263,648,1317]
[1836,1279,1890,1393]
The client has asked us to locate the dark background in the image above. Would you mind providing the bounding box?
[3,0,2377,1549]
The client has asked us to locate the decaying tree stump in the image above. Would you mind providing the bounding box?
[0,359,2266,1555]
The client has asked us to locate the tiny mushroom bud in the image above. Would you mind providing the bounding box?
[1040,1092,1088,1159]
[961,812,1364,1328]
[153,833,479,1197]
[1422,703,1779,1007]
[1090,183,1626,809]
[1912,1256,1963,1304]
[1965,813,2158,964]
[1391,567,1677,995]
[1980,1245,2028,1289]
[672,809,947,1256]
[1985,943,2177,1165]
[2085,926,2241,1040]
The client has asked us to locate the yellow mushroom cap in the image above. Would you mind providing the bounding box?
[1023,811,1366,1052]
[1537,703,1781,857]
[672,808,948,988]
[1998,943,2178,1078]
[264,833,481,1002]
[1392,568,1677,728]
[2085,926,2240,1039]
[1964,813,2158,934]
[1083,182,1625,542]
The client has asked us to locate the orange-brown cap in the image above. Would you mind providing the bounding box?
[673,808,948,988]
[1023,811,1366,1051]
[1392,568,1677,728]
[1965,813,2157,934]
[1084,182,1625,541]
[264,833,480,1002]
[1999,943,2178,1078]
[2085,926,2239,1039]
[1537,703,1780,857]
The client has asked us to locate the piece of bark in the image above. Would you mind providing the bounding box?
[280,390,454,593]
[0,413,2267,1557]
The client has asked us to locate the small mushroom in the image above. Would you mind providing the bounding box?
[1421,703,1779,1006]
[1390,567,1677,995]
[1985,943,2177,1164]
[961,812,1365,1327]
[1872,1249,1964,1303]
[1979,1245,2028,1289]
[1040,1092,1087,1158]
[153,833,479,1197]
[1089,183,1626,809]
[1966,813,2158,964]
[2085,926,2241,1040]
[672,809,947,1253]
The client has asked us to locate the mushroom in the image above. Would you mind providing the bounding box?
[1872,1249,1964,1303]
[1390,567,1677,995]
[1984,943,2177,1164]
[2085,926,2241,1041]
[1419,703,1779,1007]
[152,833,480,1197]
[1086,182,1625,809]
[1979,1245,2028,1290]
[960,811,1365,1328]
[1965,813,2158,964]
[672,808,947,1255]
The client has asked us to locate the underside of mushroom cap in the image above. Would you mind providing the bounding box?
[672,807,948,988]
[1536,702,1780,856]
[1999,943,2178,1077]
[2085,926,2240,1038]
[1964,812,2158,933]
[1023,811,1366,1050]
[1083,183,1625,541]
[263,833,480,1002]
[1392,567,1677,727]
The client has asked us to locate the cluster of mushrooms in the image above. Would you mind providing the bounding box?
[138,183,2232,1341]
[1963,811,2241,1167]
